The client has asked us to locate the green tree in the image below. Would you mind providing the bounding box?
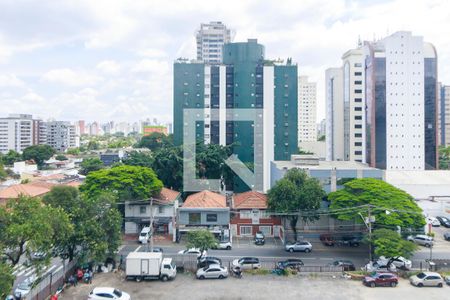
[328,178,425,231]
[55,154,68,161]
[268,169,325,241]
[0,164,7,181]
[80,165,163,201]
[87,140,100,150]
[66,148,80,155]
[43,186,122,262]
[0,262,14,299]
[152,146,183,191]
[1,150,22,166]
[137,132,172,151]
[372,229,417,259]
[439,145,450,170]
[122,151,154,168]
[80,157,104,175]
[0,196,70,267]
[22,145,55,166]
[186,230,217,252]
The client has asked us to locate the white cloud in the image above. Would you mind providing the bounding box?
[131,59,170,74]
[42,68,103,86]
[96,60,121,75]
[0,74,25,87]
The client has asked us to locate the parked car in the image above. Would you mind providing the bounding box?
[410,234,434,247]
[319,234,335,246]
[436,216,450,228]
[426,216,441,227]
[363,261,396,273]
[444,232,450,241]
[232,257,261,270]
[329,260,355,271]
[30,251,47,260]
[277,259,304,270]
[197,256,222,268]
[196,264,228,280]
[213,240,232,250]
[445,275,450,285]
[255,231,265,245]
[409,272,444,287]
[363,272,398,287]
[178,248,207,258]
[88,287,131,300]
[150,247,163,253]
[377,256,412,270]
[339,235,362,247]
[14,277,34,298]
[285,241,312,253]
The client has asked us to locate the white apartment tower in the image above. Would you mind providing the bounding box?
[298,76,317,143]
[0,114,45,154]
[45,121,79,152]
[196,21,233,64]
[439,84,450,146]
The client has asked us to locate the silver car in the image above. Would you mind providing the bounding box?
[196,264,228,279]
[411,235,433,247]
[410,272,444,287]
[285,241,312,253]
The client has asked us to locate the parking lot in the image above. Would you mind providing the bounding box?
[60,271,449,300]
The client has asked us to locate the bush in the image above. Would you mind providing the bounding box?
[244,268,271,275]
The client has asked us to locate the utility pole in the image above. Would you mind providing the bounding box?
[147,197,155,252]
[368,205,372,262]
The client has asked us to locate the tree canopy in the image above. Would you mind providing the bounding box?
[122,151,154,169]
[186,230,217,252]
[268,169,325,240]
[79,157,105,175]
[1,150,22,166]
[0,164,7,181]
[372,229,417,259]
[328,178,425,231]
[0,262,14,299]
[43,186,122,262]
[80,164,163,201]
[22,144,56,166]
[152,146,183,191]
[137,132,172,151]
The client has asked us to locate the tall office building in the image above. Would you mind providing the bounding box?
[196,21,233,64]
[325,48,366,162]
[439,84,450,146]
[364,31,438,170]
[45,121,79,152]
[174,39,298,192]
[0,114,36,154]
[298,76,317,143]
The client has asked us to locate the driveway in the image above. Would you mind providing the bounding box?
[60,271,448,300]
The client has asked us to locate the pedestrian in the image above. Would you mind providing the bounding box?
[50,294,58,300]
[88,270,93,284]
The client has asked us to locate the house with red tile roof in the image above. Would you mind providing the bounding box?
[230,191,281,237]
[177,190,230,240]
[124,187,181,241]
[0,184,51,204]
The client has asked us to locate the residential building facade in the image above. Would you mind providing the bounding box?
[230,191,282,237]
[196,21,233,64]
[325,68,344,161]
[174,39,298,192]
[0,114,44,154]
[439,84,450,146]
[45,121,79,152]
[298,76,317,143]
[363,31,438,170]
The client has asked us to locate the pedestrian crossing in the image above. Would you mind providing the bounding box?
[13,263,60,278]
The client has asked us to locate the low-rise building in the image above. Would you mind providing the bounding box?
[230,191,282,238]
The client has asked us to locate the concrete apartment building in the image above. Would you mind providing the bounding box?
[325,48,366,162]
[0,114,46,154]
[45,121,79,152]
[174,39,298,192]
[196,21,233,64]
[363,31,438,170]
[298,76,317,143]
[439,84,450,146]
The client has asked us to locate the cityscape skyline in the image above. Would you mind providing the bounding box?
[1,0,450,123]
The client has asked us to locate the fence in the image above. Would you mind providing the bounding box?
[24,259,77,300]
[170,254,199,272]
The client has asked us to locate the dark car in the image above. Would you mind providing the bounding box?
[363,272,398,287]
[255,231,265,245]
[339,235,362,247]
[436,216,450,228]
[319,234,335,246]
[197,256,222,268]
[329,260,355,271]
[444,232,450,241]
[151,247,163,253]
[277,259,304,270]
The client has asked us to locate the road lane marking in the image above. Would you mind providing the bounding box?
[24,268,35,277]
[54,265,63,273]
[16,266,33,277]
[45,265,57,274]
[134,246,142,252]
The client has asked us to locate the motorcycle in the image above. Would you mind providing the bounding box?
[231,266,242,278]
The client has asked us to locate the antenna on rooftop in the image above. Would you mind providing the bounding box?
[357,35,362,47]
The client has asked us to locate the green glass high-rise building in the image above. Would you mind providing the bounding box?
[174,39,298,192]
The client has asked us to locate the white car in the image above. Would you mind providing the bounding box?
[14,277,35,297]
[138,227,151,243]
[363,261,397,272]
[377,256,412,270]
[196,264,228,279]
[88,287,131,300]
[232,257,261,270]
[214,240,232,250]
[410,272,444,287]
[178,248,207,258]
[426,216,441,227]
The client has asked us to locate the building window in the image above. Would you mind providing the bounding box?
[206,214,217,222]
[240,226,252,236]
[189,213,201,225]
[259,226,272,236]
[355,142,362,146]
[354,107,362,111]
[354,89,362,94]
[240,210,251,219]
[355,124,362,129]
[354,72,362,76]
[140,206,147,214]
[354,80,362,85]
[355,116,362,120]
[355,98,362,102]
[355,151,362,155]
[354,63,362,67]
[355,133,362,138]
[158,206,164,214]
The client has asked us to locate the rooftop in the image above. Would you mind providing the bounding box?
[155,188,180,204]
[273,155,377,170]
[233,191,267,209]
[183,190,226,208]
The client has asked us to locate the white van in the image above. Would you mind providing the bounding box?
[138,227,151,244]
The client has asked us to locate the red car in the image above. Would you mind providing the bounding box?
[363,272,398,287]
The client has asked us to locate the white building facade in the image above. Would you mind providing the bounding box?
[0,114,43,154]
[196,21,233,64]
[325,68,344,161]
[45,121,79,152]
[298,76,317,143]
[439,84,450,146]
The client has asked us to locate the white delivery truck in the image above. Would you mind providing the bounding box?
[125,252,176,282]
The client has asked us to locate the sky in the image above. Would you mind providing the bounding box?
[0,0,449,124]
